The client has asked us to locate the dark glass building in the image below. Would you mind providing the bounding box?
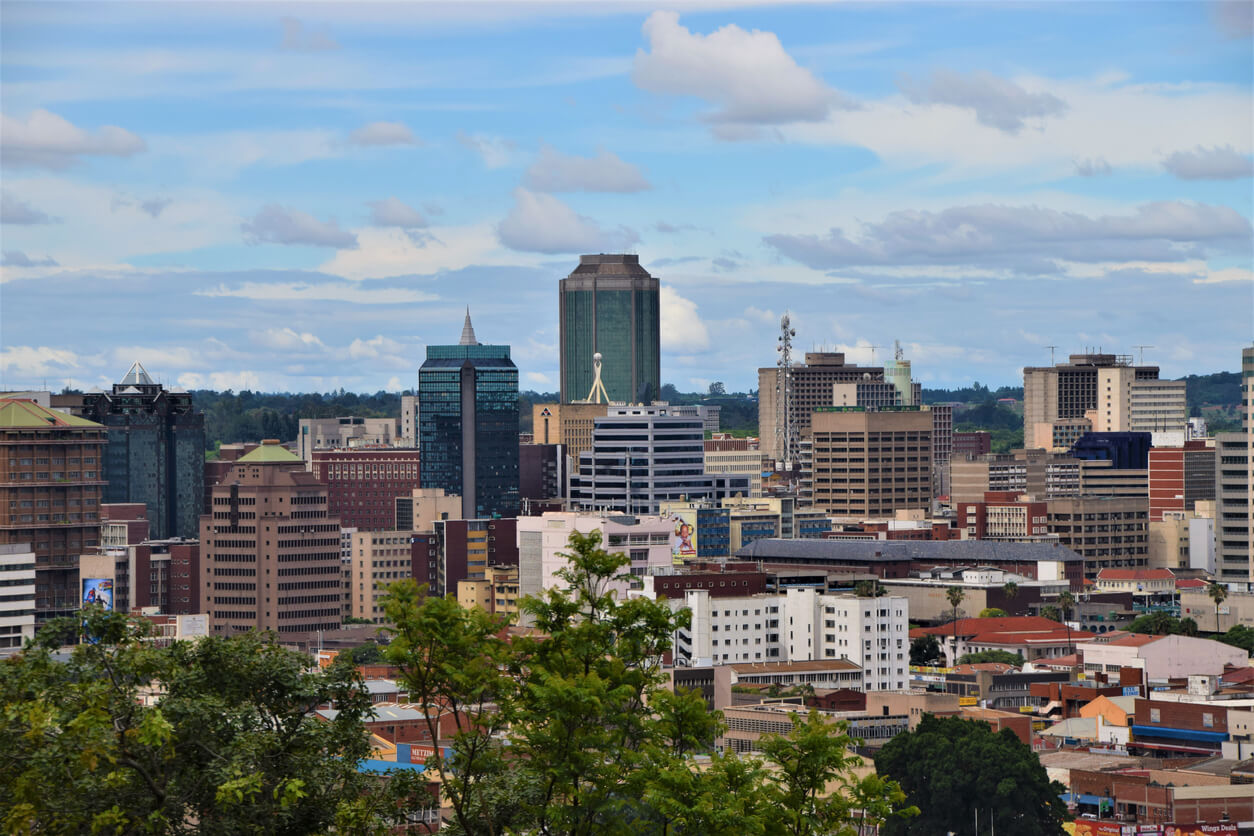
[418,311,520,519]
[559,254,660,404]
[80,363,205,540]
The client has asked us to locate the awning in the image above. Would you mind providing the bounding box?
[1130,725,1227,743]
[1130,741,1218,754]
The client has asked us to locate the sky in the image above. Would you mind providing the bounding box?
[1,1,1251,395]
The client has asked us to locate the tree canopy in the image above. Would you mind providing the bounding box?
[957,650,1025,666]
[909,635,944,667]
[875,715,1067,836]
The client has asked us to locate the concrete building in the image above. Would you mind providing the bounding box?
[531,402,608,464]
[309,447,422,531]
[348,530,416,623]
[297,416,399,463]
[1215,346,1253,584]
[759,352,900,463]
[952,431,992,459]
[559,254,660,405]
[1077,634,1247,681]
[1147,509,1217,573]
[78,363,205,541]
[430,517,518,598]
[957,491,1050,540]
[1023,353,1165,449]
[418,310,520,520]
[806,406,933,518]
[1128,379,1188,434]
[950,449,1083,504]
[1046,495,1149,579]
[456,565,519,618]
[911,616,1095,665]
[1149,441,1216,521]
[0,543,36,652]
[519,442,566,506]
[394,487,461,533]
[400,395,418,448]
[704,447,767,498]
[671,587,910,690]
[0,398,107,621]
[90,502,202,615]
[668,404,720,433]
[569,405,750,515]
[200,440,342,634]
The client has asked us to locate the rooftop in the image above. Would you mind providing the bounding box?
[236,439,302,464]
[0,398,102,429]
[728,659,862,675]
[566,253,655,279]
[1097,568,1175,581]
[736,538,1085,563]
[119,361,154,386]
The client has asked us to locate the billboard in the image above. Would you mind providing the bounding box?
[668,511,698,563]
[1069,824,1238,836]
[82,578,113,611]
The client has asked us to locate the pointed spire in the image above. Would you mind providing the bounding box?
[459,306,479,346]
[120,361,153,386]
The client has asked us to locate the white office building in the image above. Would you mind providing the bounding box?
[669,587,909,691]
[0,543,36,652]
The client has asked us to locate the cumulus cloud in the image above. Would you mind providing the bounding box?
[241,204,358,249]
[2,250,58,267]
[497,188,638,254]
[660,285,710,352]
[457,132,517,168]
[1074,157,1112,177]
[348,121,418,147]
[140,197,173,217]
[280,17,339,52]
[898,69,1067,133]
[1,109,145,169]
[525,371,553,386]
[523,146,651,193]
[0,191,56,224]
[0,345,81,379]
[348,335,404,360]
[1162,145,1254,180]
[367,197,427,229]
[764,201,1252,271]
[197,281,435,304]
[251,327,326,351]
[632,11,852,131]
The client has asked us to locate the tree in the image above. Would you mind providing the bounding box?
[1057,591,1076,654]
[957,650,1025,666]
[945,586,965,664]
[1002,581,1019,613]
[909,634,943,667]
[978,608,1008,618]
[1128,610,1177,635]
[0,608,428,835]
[854,579,887,598]
[875,715,1068,836]
[707,381,726,396]
[1040,605,1061,623]
[1209,582,1229,635]
[345,642,384,665]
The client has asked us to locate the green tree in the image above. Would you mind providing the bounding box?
[1002,581,1019,614]
[978,608,1008,618]
[909,634,943,667]
[1040,605,1061,623]
[957,650,1025,666]
[854,579,887,598]
[0,608,427,835]
[945,586,965,664]
[1128,610,1178,635]
[875,715,1067,836]
[1220,624,1254,653]
[346,642,384,665]
[1057,591,1076,654]
[1209,582,1229,635]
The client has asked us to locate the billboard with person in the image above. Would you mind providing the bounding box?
[82,578,113,611]
[668,510,698,563]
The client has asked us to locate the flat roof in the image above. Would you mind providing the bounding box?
[736,538,1085,563]
[729,659,861,674]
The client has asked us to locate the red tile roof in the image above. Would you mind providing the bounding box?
[1176,578,1208,589]
[915,616,1079,639]
[1097,569,1176,581]
[1100,633,1163,647]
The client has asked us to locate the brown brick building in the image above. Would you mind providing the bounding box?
[807,407,933,517]
[310,447,421,531]
[0,399,107,620]
[200,440,342,634]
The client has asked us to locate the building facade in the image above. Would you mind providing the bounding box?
[1148,441,1216,522]
[1046,495,1149,580]
[1215,346,1254,585]
[1023,353,1165,449]
[309,447,422,531]
[559,254,660,404]
[79,363,205,540]
[806,407,933,518]
[531,402,608,464]
[418,311,520,520]
[199,440,342,634]
[349,530,417,623]
[0,399,107,621]
[297,416,399,462]
[0,543,36,651]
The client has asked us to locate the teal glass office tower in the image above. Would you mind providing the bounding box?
[418,311,520,519]
[559,254,660,404]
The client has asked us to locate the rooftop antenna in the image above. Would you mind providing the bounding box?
[867,345,885,366]
[1045,345,1058,365]
[894,339,904,362]
[776,312,797,468]
[1133,345,1154,365]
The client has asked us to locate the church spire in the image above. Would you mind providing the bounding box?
[458,306,479,346]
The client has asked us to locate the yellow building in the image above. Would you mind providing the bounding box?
[457,564,519,619]
[350,531,416,624]
[531,402,608,463]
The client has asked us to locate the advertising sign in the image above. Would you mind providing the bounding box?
[82,578,113,611]
[1122,685,1141,697]
[1070,825,1239,836]
[1163,826,1238,836]
[668,511,698,563]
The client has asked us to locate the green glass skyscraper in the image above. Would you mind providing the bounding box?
[418,311,519,519]
[559,254,660,404]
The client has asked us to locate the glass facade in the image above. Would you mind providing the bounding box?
[419,344,520,519]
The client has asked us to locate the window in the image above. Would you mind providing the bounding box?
[1150,708,1161,723]
[1203,713,1214,728]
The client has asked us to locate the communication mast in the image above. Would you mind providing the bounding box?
[776,313,797,469]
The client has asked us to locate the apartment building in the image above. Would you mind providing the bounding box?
[0,543,36,651]
[349,530,417,623]
[806,406,933,518]
[1215,346,1253,584]
[456,565,519,618]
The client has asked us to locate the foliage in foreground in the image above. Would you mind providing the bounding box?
[875,715,1067,836]
[0,611,426,834]
[382,529,918,836]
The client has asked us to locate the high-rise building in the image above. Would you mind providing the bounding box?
[309,447,421,530]
[0,398,107,621]
[1022,353,1173,449]
[348,530,416,623]
[79,363,205,540]
[418,310,520,519]
[400,395,418,448]
[559,254,660,405]
[760,353,908,462]
[1046,495,1148,580]
[199,440,342,634]
[805,407,933,518]
[1215,346,1254,584]
[0,543,36,652]
[569,406,751,515]
[531,402,608,463]
[1148,441,1216,522]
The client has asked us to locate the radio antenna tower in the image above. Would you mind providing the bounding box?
[776,312,797,469]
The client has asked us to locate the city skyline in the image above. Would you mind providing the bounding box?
[1,3,1251,394]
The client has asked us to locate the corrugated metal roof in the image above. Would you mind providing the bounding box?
[735,538,1085,563]
[237,441,301,463]
[0,398,103,429]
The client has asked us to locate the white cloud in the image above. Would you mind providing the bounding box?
[251,328,326,351]
[385,376,403,392]
[0,345,82,380]
[632,12,851,131]
[660,285,709,352]
[1193,266,1254,285]
[1162,145,1254,180]
[525,371,553,386]
[898,69,1067,133]
[0,109,145,169]
[241,204,358,249]
[457,131,517,168]
[1074,157,1112,177]
[207,370,263,391]
[348,335,404,359]
[368,197,427,228]
[280,17,339,52]
[348,121,418,147]
[196,281,437,304]
[1,191,56,224]
[321,224,527,279]
[497,188,638,254]
[523,145,651,193]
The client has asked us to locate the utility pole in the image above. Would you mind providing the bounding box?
[1133,345,1155,365]
[1045,345,1058,366]
[868,345,885,366]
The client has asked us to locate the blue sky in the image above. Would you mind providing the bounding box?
[1,1,1251,394]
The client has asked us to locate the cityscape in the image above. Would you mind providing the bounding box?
[2,3,1253,835]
